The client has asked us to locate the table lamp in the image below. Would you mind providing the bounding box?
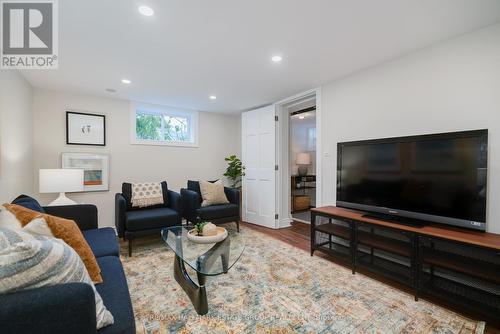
[39,169,84,206]
[296,152,311,176]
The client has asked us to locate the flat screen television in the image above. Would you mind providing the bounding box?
[336,129,488,231]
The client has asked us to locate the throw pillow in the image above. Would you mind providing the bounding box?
[0,204,103,284]
[11,194,45,213]
[199,180,229,207]
[0,227,114,330]
[131,182,164,208]
[122,181,169,210]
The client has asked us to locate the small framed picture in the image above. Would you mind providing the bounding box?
[66,111,106,146]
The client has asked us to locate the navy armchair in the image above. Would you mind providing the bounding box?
[115,181,182,256]
[181,180,240,231]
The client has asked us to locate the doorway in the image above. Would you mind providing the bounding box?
[241,88,321,229]
[276,88,321,228]
[289,104,316,223]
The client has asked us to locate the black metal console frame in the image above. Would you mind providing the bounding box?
[311,210,500,323]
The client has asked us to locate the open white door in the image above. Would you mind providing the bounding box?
[242,105,276,228]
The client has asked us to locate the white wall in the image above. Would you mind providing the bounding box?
[0,71,34,203]
[33,89,241,227]
[320,23,500,233]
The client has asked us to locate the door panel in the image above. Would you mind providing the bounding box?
[242,105,276,228]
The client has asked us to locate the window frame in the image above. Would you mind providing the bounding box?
[130,102,199,147]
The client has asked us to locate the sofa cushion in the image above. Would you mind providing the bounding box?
[0,227,114,330]
[11,195,45,213]
[198,203,239,220]
[2,204,103,284]
[83,228,119,258]
[122,181,169,211]
[95,256,135,334]
[0,283,97,334]
[125,207,179,231]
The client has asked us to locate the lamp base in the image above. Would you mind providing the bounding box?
[298,166,308,176]
[47,193,78,206]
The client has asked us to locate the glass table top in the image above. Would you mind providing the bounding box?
[161,226,245,276]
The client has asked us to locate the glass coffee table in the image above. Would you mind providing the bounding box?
[161,226,245,315]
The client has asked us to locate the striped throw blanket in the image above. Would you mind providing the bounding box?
[131,182,164,207]
[0,227,114,329]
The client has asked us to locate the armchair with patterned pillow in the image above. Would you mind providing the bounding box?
[115,181,182,256]
[181,180,240,231]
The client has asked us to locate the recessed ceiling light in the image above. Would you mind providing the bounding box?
[138,5,154,16]
[209,95,217,100]
[299,115,305,119]
[272,55,283,63]
[121,79,131,84]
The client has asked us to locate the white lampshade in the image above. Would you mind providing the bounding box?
[296,152,311,165]
[39,169,84,193]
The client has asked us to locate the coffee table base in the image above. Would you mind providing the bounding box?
[173,254,208,315]
[173,237,231,315]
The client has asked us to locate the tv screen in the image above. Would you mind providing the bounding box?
[336,130,488,231]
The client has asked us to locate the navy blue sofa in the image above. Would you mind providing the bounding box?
[181,180,240,231]
[0,197,135,334]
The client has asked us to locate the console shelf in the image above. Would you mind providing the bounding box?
[357,251,411,286]
[311,205,500,325]
[421,275,500,320]
[423,250,500,285]
[315,223,351,240]
[357,231,411,257]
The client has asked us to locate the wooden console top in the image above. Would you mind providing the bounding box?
[312,206,500,250]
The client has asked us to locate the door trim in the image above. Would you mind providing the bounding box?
[275,87,322,228]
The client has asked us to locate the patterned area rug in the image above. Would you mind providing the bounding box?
[120,226,485,334]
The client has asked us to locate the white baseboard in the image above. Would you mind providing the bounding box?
[278,217,292,228]
[293,218,310,224]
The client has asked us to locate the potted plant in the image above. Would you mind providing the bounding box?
[224,155,243,219]
[223,155,243,189]
[194,222,209,236]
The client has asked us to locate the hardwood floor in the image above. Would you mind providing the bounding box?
[242,220,500,334]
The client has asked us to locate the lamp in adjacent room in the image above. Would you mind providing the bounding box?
[39,169,84,206]
[296,152,311,176]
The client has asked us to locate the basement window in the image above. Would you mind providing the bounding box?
[130,103,198,147]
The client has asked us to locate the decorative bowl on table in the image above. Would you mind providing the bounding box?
[187,226,228,244]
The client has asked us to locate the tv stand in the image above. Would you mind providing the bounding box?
[311,206,500,325]
[362,212,428,228]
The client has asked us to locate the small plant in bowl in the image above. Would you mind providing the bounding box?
[194,222,209,236]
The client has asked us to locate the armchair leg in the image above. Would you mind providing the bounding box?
[236,220,240,232]
[128,239,132,257]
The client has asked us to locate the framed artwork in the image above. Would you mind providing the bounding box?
[66,111,106,146]
[62,153,109,191]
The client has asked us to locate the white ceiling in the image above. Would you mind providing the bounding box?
[21,0,500,113]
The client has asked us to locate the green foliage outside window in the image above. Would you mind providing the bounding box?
[136,112,189,142]
[136,113,161,140]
